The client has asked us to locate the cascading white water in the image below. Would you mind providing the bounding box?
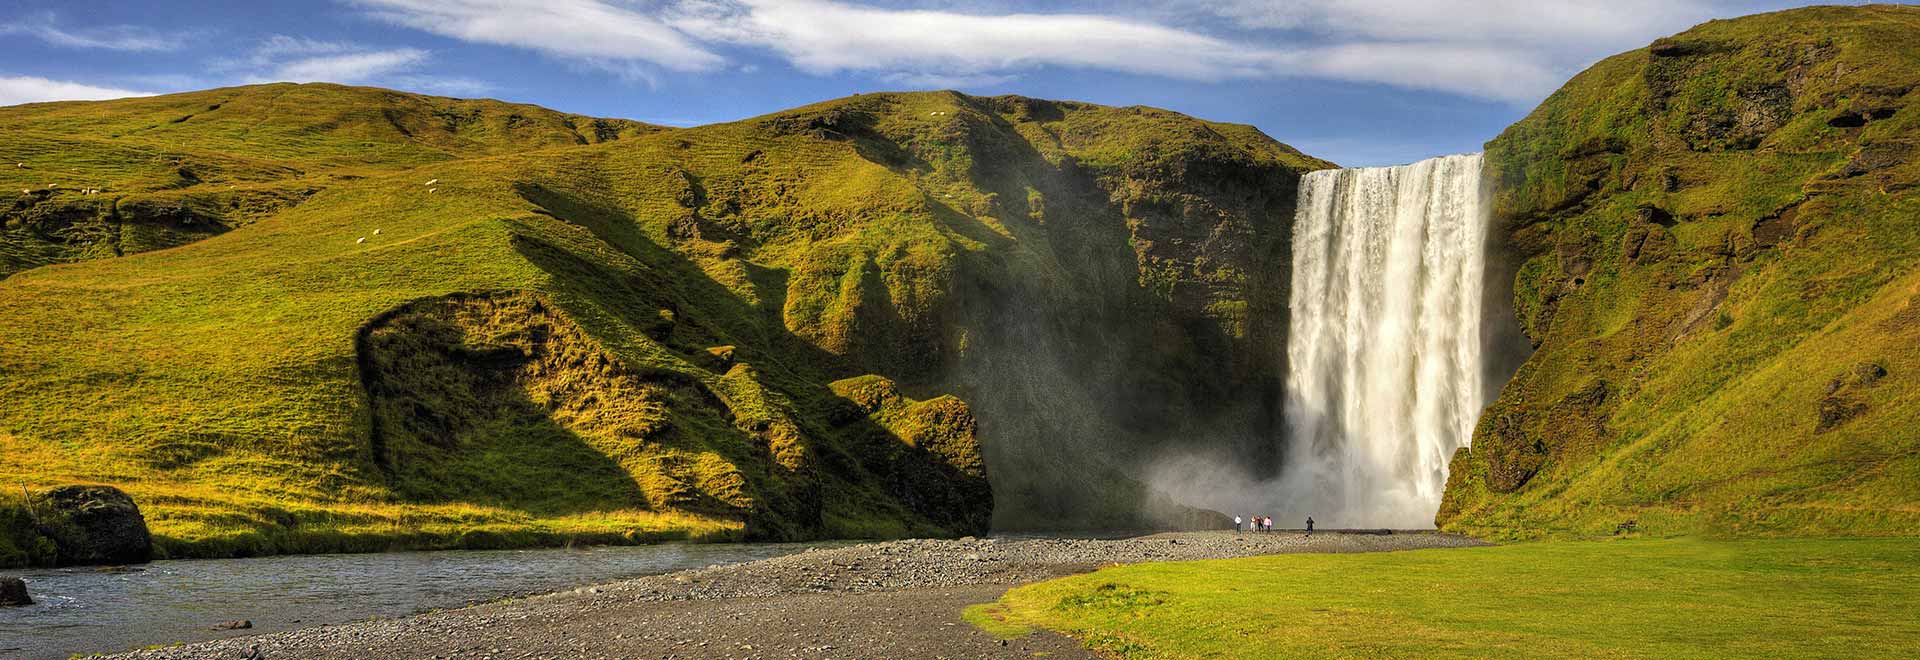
[1280,153,1489,528]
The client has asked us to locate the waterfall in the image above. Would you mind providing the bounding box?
[1280,153,1490,529]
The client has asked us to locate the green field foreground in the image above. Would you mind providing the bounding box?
[972,537,1920,658]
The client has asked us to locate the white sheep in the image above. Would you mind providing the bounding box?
[356,237,367,244]
[424,178,439,186]
[373,229,382,235]
[428,188,437,193]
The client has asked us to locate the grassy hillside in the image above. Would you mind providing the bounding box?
[0,85,1327,561]
[1442,5,1920,538]
[977,538,1920,658]
[0,83,660,278]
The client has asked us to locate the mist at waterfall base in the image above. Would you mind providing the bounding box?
[1147,153,1511,529]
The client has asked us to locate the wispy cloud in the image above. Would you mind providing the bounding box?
[0,76,154,106]
[222,35,495,96]
[673,0,1276,83]
[351,0,725,75]
[0,12,189,52]
[335,0,1788,103]
[271,48,432,82]
[1168,0,1729,100]
[1184,0,1717,46]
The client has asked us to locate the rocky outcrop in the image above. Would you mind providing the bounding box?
[355,291,995,540]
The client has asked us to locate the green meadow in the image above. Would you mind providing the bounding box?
[974,537,1920,659]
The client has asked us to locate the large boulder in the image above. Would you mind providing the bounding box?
[38,485,153,566]
[0,576,28,606]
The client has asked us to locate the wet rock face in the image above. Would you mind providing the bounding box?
[38,485,154,566]
[0,576,28,606]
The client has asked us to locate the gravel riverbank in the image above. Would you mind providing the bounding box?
[114,531,1486,660]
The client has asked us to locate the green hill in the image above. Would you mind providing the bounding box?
[0,84,1328,562]
[1441,5,1920,538]
[0,83,660,278]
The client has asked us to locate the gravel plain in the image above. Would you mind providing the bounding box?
[114,530,1486,660]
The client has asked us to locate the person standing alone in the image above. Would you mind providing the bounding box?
[1306,516,1315,537]
[1234,515,1243,534]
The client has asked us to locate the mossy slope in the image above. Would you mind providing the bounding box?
[1442,5,1920,538]
[0,86,1327,560]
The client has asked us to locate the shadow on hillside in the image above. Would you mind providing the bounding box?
[499,182,992,537]
[354,292,657,517]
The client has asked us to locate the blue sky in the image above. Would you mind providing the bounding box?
[0,1,1891,166]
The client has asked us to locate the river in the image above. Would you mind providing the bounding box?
[1,541,841,659]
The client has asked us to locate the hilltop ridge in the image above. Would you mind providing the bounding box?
[0,82,661,277]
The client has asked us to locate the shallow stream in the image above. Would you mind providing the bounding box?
[1,541,838,659]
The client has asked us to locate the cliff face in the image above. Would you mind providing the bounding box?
[0,86,1326,555]
[1442,6,1920,538]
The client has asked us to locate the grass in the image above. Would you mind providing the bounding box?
[1444,5,1920,538]
[982,538,1920,659]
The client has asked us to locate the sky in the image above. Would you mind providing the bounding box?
[0,1,1896,166]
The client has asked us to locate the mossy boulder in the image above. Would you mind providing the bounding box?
[1443,5,1920,538]
[0,576,28,606]
[36,485,153,566]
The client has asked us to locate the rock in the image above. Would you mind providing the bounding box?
[214,620,254,630]
[0,577,29,606]
[37,485,153,566]
[704,345,737,369]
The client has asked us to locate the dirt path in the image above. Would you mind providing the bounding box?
[115,531,1485,659]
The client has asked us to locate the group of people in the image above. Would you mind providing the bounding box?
[1232,514,1315,536]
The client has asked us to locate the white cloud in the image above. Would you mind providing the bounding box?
[351,0,725,73]
[338,0,1785,103]
[1287,42,1566,103]
[270,48,432,82]
[879,71,1016,89]
[252,35,367,61]
[214,35,495,95]
[1168,0,1739,101]
[673,0,1576,100]
[0,76,154,106]
[1189,0,1718,44]
[391,75,499,97]
[675,0,1271,81]
[0,13,187,52]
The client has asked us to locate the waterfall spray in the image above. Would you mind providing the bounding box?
[1280,153,1490,528]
